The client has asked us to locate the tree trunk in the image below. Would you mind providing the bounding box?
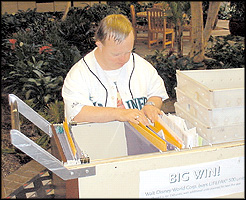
[189,2,204,63]
[189,1,220,62]
[203,2,221,48]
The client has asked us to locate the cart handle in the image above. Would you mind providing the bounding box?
[8,94,95,180]
[10,129,95,180]
[8,94,52,137]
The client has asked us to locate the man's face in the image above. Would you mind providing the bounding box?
[96,31,135,70]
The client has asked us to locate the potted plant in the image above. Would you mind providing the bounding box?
[229,1,245,36]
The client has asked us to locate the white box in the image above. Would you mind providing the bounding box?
[174,102,244,144]
[176,68,244,108]
[175,88,244,127]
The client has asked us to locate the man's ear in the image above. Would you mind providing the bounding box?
[95,41,103,49]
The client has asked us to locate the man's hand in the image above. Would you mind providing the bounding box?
[141,104,162,123]
[141,97,163,123]
[115,108,150,126]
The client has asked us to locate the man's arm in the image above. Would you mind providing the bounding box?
[73,105,150,126]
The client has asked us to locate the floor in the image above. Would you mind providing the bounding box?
[4,169,54,198]
[1,19,230,199]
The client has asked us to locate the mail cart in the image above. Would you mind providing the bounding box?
[8,68,244,198]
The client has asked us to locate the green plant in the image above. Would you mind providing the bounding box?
[1,8,62,40]
[1,10,81,110]
[228,1,245,36]
[145,49,204,99]
[2,4,126,111]
[205,35,245,69]
[38,100,65,124]
[2,40,66,110]
[229,1,245,20]
[218,2,231,20]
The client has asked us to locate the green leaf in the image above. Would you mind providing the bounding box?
[27,61,34,67]
[44,94,51,104]
[33,69,43,78]
[25,89,34,99]
[32,56,36,63]
[36,60,44,68]
[27,78,39,84]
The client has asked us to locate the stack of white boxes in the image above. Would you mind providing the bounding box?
[174,68,244,144]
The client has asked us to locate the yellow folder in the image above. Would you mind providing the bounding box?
[63,118,77,157]
[129,122,167,152]
[149,120,183,149]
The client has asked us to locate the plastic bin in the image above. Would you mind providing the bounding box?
[175,87,244,127]
[176,68,244,108]
[174,102,244,144]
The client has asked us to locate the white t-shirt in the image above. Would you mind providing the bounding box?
[62,48,169,122]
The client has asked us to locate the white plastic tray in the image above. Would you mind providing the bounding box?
[175,88,244,127]
[176,68,244,108]
[174,102,244,144]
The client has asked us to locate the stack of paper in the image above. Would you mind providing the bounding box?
[159,112,200,148]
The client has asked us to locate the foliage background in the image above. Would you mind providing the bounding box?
[1,4,124,111]
[2,2,245,114]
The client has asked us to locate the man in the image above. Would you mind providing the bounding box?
[62,14,169,126]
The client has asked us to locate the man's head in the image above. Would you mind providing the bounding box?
[94,14,135,70]
[95,14,134,44]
